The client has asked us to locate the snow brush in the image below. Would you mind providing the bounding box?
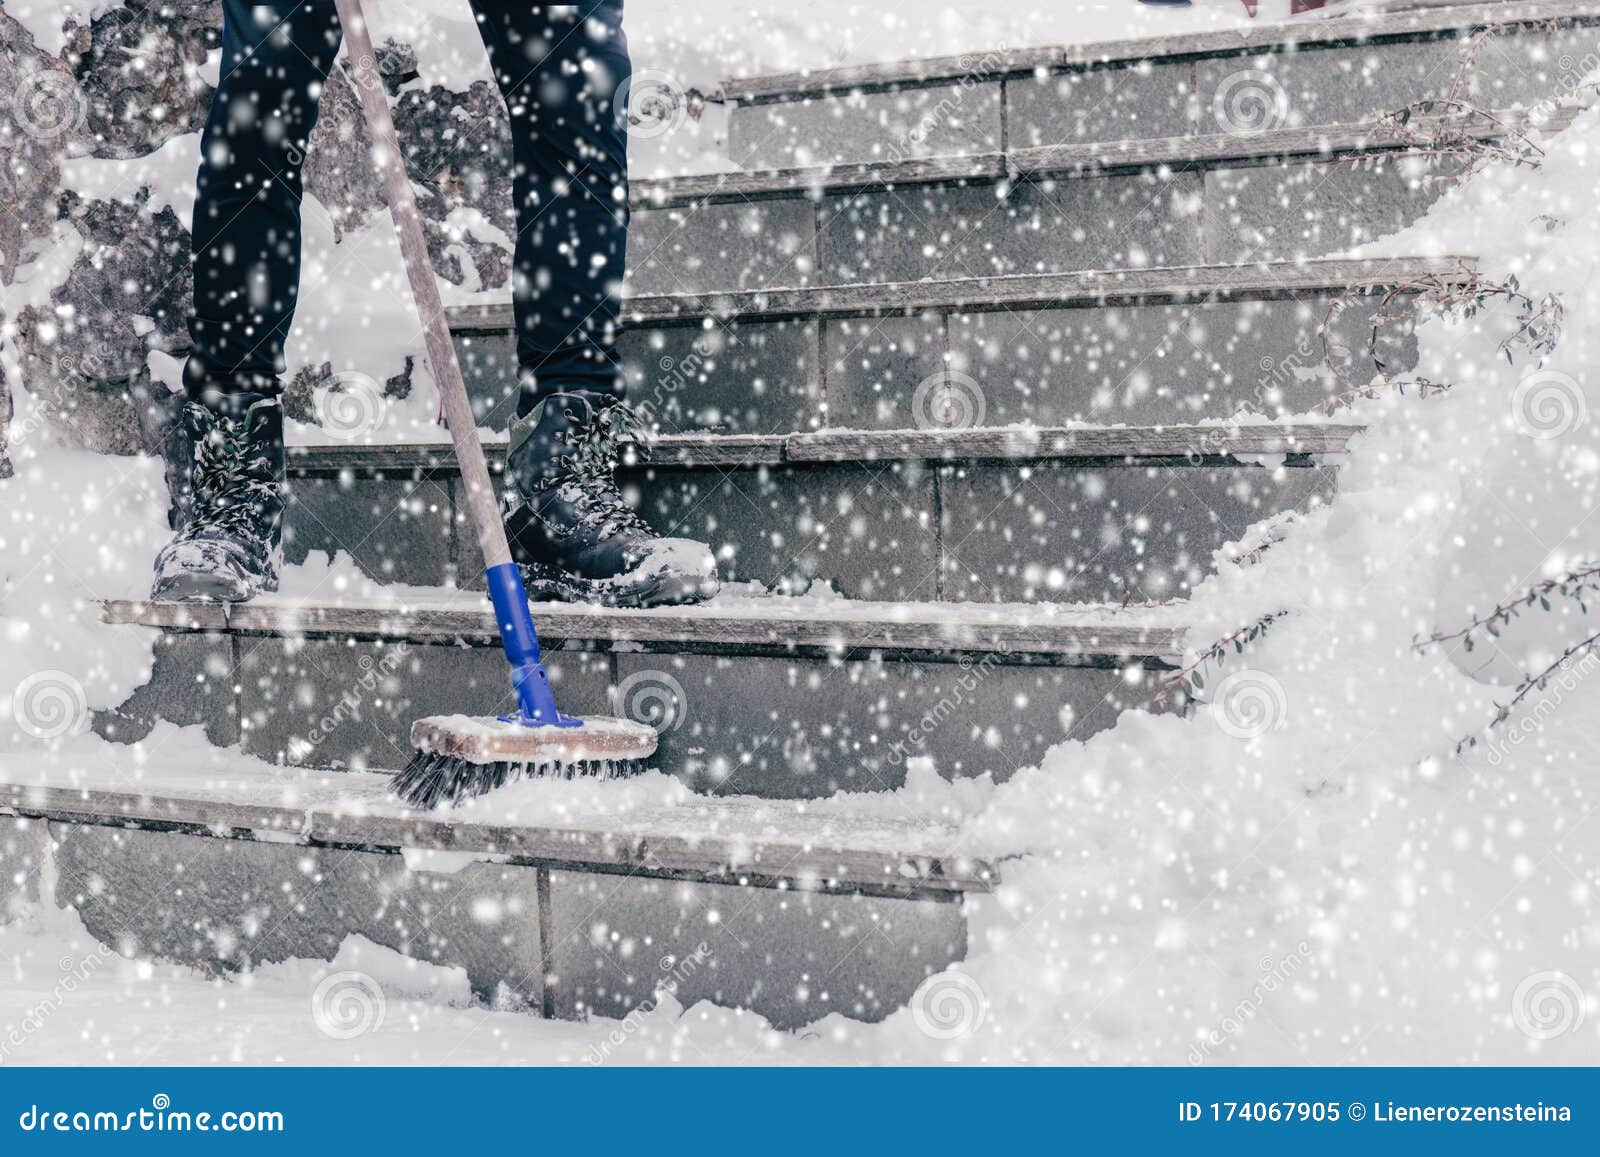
[330,0,657,809]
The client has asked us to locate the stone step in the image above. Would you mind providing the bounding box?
[97,592,1189,796]
[633,117,1502,209]
[286,422,1365,475]
[466,257,1473,330]
[629,110,1571,295]
[0,762,996,898]
[717,3,1594,211]
[451,257,1464,435]
[0,753,992,1028]
[639,109,1572,208]
[721,1,1596,106]
[277,424,1346,602]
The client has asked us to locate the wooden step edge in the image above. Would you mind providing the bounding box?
[0,782,998,899]
[632,108,1577,207]
[721,1,1600,102]
[99,597,1191,661]
[448,256,1478,332]
[284,423,1365,476]
[282,434,782,475]
[1010,107,1579,177]
[780,423,1364,463]
[632,154,1008,207]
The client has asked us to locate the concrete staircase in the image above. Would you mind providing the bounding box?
[9,0,1597,1031]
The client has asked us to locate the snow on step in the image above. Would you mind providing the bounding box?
[98,589,1187,788]
[102,589,1192,660]
[720,3,1595,173]
[450,257,1478,331]
[720,1,1599,101]
[0,747,996,898]
[635,110,1577,210]
[7,742,986,1026]
[284,422,1366,476]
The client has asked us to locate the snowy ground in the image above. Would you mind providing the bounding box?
[1,905,790,1065]
[5,0,1600,1065]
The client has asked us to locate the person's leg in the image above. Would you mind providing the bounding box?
[468,0,630,412]
[469,0,716,607]
[186,0,342,395]
[156,0,339,602]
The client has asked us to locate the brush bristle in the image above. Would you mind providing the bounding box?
[391,748,648,810]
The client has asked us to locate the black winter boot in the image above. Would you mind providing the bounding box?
[502,393,720,607]
[151,391,285,602]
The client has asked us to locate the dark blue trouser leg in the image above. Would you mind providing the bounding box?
[469,0,631,414]
[186,0,341,396]
[186,0,631,412]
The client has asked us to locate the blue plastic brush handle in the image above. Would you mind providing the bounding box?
[486,562,582,729]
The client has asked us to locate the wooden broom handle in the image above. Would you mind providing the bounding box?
[331,0,513,571]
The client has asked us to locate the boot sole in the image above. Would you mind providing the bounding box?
[151,568,278,604]
[151,571,255,603]
[520,563,720,609]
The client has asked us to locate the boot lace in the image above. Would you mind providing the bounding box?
[177,404,278,546]
[546,400,654,537]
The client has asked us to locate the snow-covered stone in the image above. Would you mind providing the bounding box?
[62,0,220,159]
[13,190,189,455]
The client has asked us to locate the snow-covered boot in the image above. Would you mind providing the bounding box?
[502,392,720,607]
[151,391,285,603]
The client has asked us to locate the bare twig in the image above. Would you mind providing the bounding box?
[1370,100,1547,184]
[1417,564,1600,653]
[1321,375,1454,415]
[1156,611,1289,705]
[1343,21,1568,187]
[1455,628,1600,756]
[1319,266,1563,397]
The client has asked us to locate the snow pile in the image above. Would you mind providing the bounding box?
[0,420,165,750]
[0,902,797,1063]
[923,98,1600,1064]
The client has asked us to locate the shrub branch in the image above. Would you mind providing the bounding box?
[1156,611,1289,705]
